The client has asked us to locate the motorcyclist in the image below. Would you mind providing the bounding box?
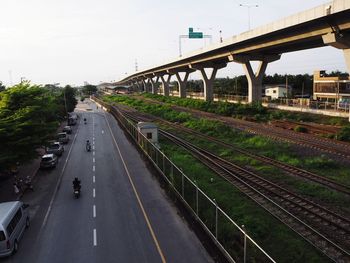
[84,118,87,124]
[86,140,91,151]
[72,177,81,190]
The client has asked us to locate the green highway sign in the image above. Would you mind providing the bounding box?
[188,28,203,38]
[189,32,203,38]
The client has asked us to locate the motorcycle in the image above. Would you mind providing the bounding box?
[73,186,81,198]
[84,118,87,125]
[86,143,91,152]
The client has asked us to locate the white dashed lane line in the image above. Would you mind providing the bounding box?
[93,157,95,163]
[93,165,95,172]
[93,229,97,246]
[93,176,95,183]
[93,188,96,198]
[93,205,96,218]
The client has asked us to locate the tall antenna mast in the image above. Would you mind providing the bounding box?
[135,59,138,72]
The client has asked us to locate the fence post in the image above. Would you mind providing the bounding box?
[162,152,165,173]
[181,171,184,198]
[214,199,218,239]
[242,225,247,263]
[195,180,198,215]
[171,164,174,186]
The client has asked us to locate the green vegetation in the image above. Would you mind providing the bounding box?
[337,125,350,141]
[82,84,97,95]
[160,139,329,263]
[293,125,308,133]
[141,93,348,126]
[0,82,77,171]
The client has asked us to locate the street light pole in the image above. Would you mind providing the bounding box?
[239,3,258,30]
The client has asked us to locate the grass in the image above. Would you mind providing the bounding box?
[160,138,329,263]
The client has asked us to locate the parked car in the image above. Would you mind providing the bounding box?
[0,201,30,257]
[40,154,58,169]
[46,142,64,156]
[62,126,72,134]
[57,132,69,144]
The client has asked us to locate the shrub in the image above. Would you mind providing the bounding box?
[337,126,350,142]
[294,125,308,133]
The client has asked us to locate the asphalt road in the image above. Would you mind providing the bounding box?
[3,100,213,263]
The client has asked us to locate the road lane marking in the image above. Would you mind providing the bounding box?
[93,229,97,246]
[93,188,96,198]
[102,130,104,134]
[104,112,166,263]
[93,165,95,172]
[93,157,95,163]
[93,145,95,150]
[93,151,95,156]
[93,176,95,183]
[93,205,96,218]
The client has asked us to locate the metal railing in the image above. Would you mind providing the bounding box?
[94,97,275,263]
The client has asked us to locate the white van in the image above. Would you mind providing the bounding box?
[0,201,30,257]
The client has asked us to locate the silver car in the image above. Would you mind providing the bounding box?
[57,132,69,144]
[46,142,64,156]
[40,154,58,169]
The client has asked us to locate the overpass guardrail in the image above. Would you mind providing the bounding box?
[92,96,275,263]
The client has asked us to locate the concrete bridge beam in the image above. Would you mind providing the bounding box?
[230,54,280,103]
[322,32,350,73]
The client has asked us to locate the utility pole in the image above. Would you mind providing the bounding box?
[239,3,259,30]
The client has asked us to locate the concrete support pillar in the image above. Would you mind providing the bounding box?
[230,54,280,103]
[141,79,147,92]
[149,76,159,94]
[193,64,226,101]
[159,74,172,96]
[343,49,350,73]
[174,72,190,98]
[243,61,267,103]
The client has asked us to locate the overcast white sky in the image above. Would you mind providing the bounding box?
[0,0,347,86]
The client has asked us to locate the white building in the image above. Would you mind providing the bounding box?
[264,85,291,99]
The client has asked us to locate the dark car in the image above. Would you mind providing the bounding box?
[63,126,72,134]
[46,142,64,156]
[40,154,58,169]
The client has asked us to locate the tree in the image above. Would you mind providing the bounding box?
[82,84,97,95]
[0,82,5,92]
[0,82,60,170]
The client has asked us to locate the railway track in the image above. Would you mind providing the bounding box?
[117,105,350,196]
[128,96,350,160]
[110,106,350,262]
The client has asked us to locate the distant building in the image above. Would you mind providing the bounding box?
[264,85,292,99]
[313,70,350,101]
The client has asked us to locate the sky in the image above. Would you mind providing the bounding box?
[0,0,348,86]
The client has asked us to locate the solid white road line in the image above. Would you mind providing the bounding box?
[93,205,96,218]
[93,188,96,198]
[93,229,97,246]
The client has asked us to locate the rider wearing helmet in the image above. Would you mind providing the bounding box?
[73,177,81,190]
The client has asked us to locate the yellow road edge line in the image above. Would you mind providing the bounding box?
[104,111,167,263]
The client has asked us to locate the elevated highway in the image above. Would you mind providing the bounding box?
[118,0,350,103]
